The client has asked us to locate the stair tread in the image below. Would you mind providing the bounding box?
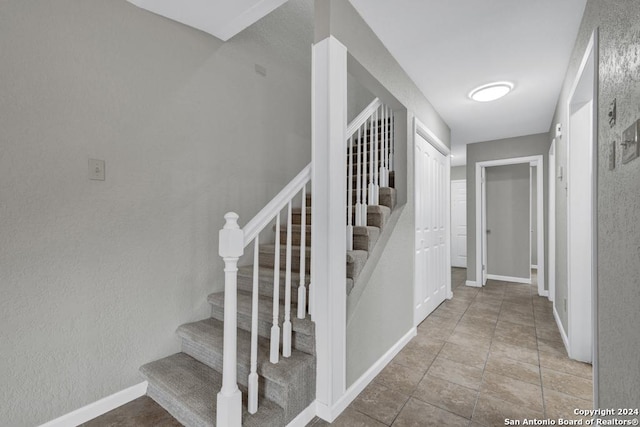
[259,243,310,255]
[140,352,284,427]
[208,290,315,336]
[177,318,315,387]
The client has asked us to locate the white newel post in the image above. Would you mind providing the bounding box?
[312,35,347,420]
[217,212,243,427]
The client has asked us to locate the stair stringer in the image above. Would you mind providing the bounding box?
[346,203,406,324]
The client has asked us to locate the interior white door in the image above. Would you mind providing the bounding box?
[415,133,448,325]
[450,180,467,268]
[480,167,488,286]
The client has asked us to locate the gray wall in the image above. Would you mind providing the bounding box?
[313,0,451,387]
[348,72,376,123]
[0,1,313,425]
[451,165,467,181]
[466,133,549,286]
[485,164,531,279]
[549,0,640,408]
[531,167,538,266]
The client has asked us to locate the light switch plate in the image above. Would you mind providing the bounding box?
[622,120,639,164]
[89,159,105,181]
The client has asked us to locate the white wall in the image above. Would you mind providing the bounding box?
[0,1,312,425]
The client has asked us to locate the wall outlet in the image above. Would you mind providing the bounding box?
[89,159,105,181]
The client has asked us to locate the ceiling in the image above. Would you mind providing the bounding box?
[127,0,289,41]
[348,0,588,165]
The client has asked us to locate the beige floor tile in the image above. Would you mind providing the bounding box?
[537,337,567,357]
[495,319,536,336]
[313,408,388,427]
[480,371,544,412]
[463,308,500,324]
[431,305,465,322]
[541,368,593,401]
[413,375,478,419]
[392,398,469,427]
[485,353,541,385]
[352,381,410,425]
[439,341,489,369]
[543,388,592,420]
[428,356,484,390]
[376,362,426,395]
[489,341,539,366]
[446,330,492,352]
[498,310,535,327]
[472,392,544,427]
[492,331,538,350]
[452,321,494,338]
[393,342,438,372]
[536,326,564,342]
[411,334,446,354]
[538,350,592,380]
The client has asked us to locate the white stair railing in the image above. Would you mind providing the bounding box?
[217,163,311,425]
[345,98,395,247]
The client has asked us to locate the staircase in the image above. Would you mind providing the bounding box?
[139,99,397,426]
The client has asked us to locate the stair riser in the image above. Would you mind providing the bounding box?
[278,229,312,246]
[209,306,315,355]
[237,272,309,305]
[259,249,311,274]
[291,211,386,229]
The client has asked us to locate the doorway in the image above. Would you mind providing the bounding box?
[451,180,467,268]
[475,156,545,294]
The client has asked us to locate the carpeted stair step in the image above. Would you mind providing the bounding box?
[379,187,397,211]
[292,204,390,229]
[276,224,312,246]
[237,265,308,305]
[347,250,368,283]
[140,352,285,427]
[353,226,380,252]
[259,244,310,274]
[208,290,315,355]
[177,318,315,424]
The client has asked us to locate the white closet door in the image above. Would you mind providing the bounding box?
[415,133,448,325]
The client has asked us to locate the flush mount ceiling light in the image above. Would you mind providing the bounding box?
[469,82,514,102]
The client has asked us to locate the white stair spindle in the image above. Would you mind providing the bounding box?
[373,107,380,204]
[283,201,293,358]
[367,115,375,205]
[390,111,395,173]
[270,212,281,364]
[217,212,243,427]
[347,136,354,251]
[361,123,368,225]
[355,127,363,227]
[297,186,307,319]
[248,236,260,414]
[382,106,389,187]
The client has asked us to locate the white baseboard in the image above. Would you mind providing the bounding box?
[39,382,148,427]
[486,274,531,284]
[531,265,538,270]
[316,327,416,422]
[539,289,549,297]
[553,303,570,355]
[286,401,317,427]
[465,280,480,288]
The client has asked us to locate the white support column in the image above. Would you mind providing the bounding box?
[217,212,243,427]
[312,36,347,415]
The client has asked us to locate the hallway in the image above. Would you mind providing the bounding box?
[313,268,593,426]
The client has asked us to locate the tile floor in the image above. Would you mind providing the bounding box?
[309,268,593,426]
[84,268,593,426]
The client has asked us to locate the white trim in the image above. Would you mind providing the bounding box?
[475,155,545,296]
[548,138,556,303]
[465,280,480,288]
[316,328,416,422]
[486,274,531,285]
[414,118,450,156]
[346,98,382,137]
[539,290,549,297]
[38,382,147,427]
[285,401,317,427]
[566,29,598,365]
[553,303,570,355]
[531,265,538,270]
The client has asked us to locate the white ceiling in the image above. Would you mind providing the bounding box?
[127,0,289,41]
[348,0,587,165]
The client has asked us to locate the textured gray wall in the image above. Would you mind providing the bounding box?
[313,0,451,387]
[0,1,313,425]
[451,165,467,181]
[485,164,531,279]
[347,72,376,123]
[466,134,549,286]
[549,0,640,409]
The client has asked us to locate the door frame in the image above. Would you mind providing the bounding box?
[548,139,556,303]
[566,28,598,374]
[413,117,451,327]
[475,155,545,296]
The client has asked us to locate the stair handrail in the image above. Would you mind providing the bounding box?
[218,163,312,426]
[346,97,381,138]
[243,162,311,247]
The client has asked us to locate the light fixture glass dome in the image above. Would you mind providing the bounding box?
[469,82,514,102]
